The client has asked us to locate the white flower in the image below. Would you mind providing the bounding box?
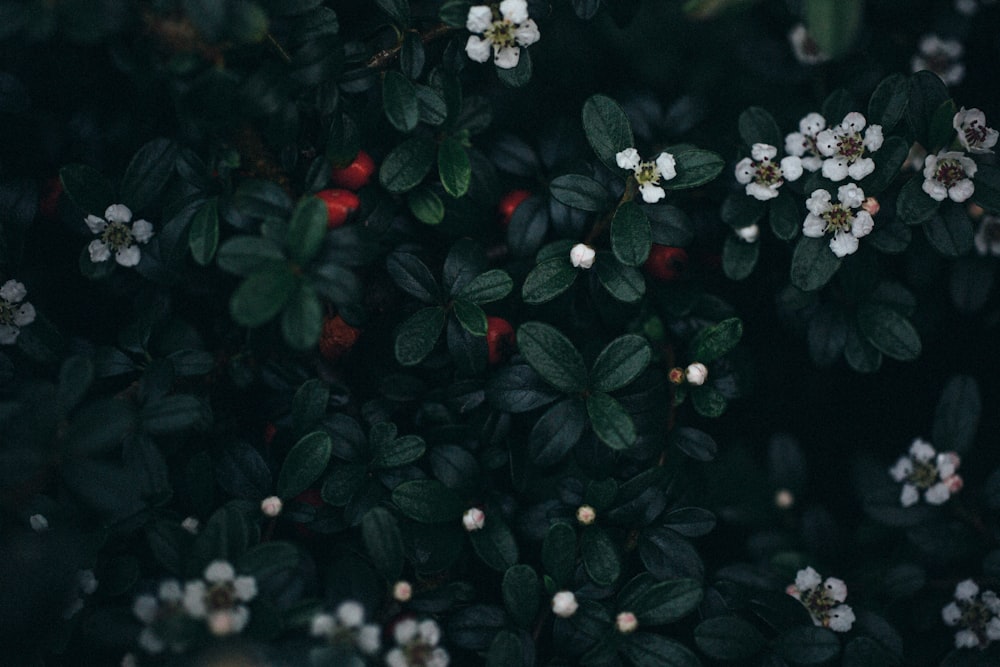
[786,567,854,632]
[788,24,830,65]
[801,184,875,257]
[974,215,1000,256]
[911,35,965,86]
[735,224,760,243]
[84,204,154,268]
[814,112,884,181]
[956,579,980,602]
[944,579,1000,649]
[570,243,596,269]
[29,513,49,532]
[953,107,998,154]
[551,591,579,618]
[182,560,257,637]
[785,113,827,172]
[616,147,677,203]
[685,362,708,386]
[386,617,449,667]
[133,579,189,654]
[312,601,382,655]
[0,279,36,345]
[888,438,962,507]
[735,143,802,201]
[260,495,283,517]
[922,151,977,202]
[462,507,486,531]
[465,0,539,69]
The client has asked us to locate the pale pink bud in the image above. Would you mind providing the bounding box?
[616,611,639,633]
[862,196,880,216]
[261,496,283,517]
[462,507,486,532]
[945,474,964,493]
[551,591,578,618]
[393,580,413,602]
[576,505,597,525]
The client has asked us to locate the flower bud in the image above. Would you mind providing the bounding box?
[181,517,200,534]
[945,474,964,493]
[393,580,413,602]
[29,513,49,532]
[570,243,596,269]
[576,505,596,525]
[775,489,795,509]
[261,496,283,517]
[616,611,638,633]
[861,196,880,216]
[735,224,760,242]
[551,591,579,618]
[462,507,486,532]
[685,362,708,386]
[668,367,685,385]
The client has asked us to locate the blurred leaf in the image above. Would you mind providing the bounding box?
[362,507,404,579]
[923,206,974,257]
[973,164,1000,214]
[142,395,211,435]
[408,186,445,224]
[581,525,621,586]
[770,190,801,241]
[471,515,519,571]
[723,235,759,280]
[380,137,436,193]
[670,427,717,461]
[775,626,841,664]
[217,236,285,276]
[856,303,921,361]
[738,107,781,147]
[691,317,742,363]
[230,265,296,327]
[804,0,861,58]
[932,376,980,455]
[188,198,220,266]
[860,136,908,195]
[120,138,177,213]
[542,522,576,586]
[530,398,586,466]
[868,74,909,132]
[60,164,113,217]
[287,196,327,264]
[68,398,136,456]
[400,30,425,79]
[496,48,532,87]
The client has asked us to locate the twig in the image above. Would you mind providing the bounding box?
[266,32,292,64]
[366,24,457,70]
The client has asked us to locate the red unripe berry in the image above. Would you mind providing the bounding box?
[331,150,376,190]
[497,189,532,228]
[315,189,360,229]
[319,314,361,362]
[486,316,516,365]
[644,245,688,282]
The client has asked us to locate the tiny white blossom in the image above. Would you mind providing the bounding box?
[462,507,486,531]
[0,279,36,345]
[182,560,257,637]
[312,601,382,655]
[85,204,154,268]
[922,151,977,203]
[551,591,579,618]
[570,243,596,269]
[788,24,830,65]
[943,579,1000,649]
[785,113,827,172]
[974,215,1000,256]
[912,35,965,86]
[394,580,413,602]
[814,112,884,182]
[260,495,283,517]
[133,579,189,654]
[888,438,962,507]
[802,184,875,257]
[386,617,449,667]
[616,611,638,633]
[615,147,676,203]
[29,513,49,532]
[735,143,801,201]
[953,107,998,154]
[465,0,539,70]
[786,567,854,632]
[181,516,200,534]
[685,362,708,386]
[576,505,596,525]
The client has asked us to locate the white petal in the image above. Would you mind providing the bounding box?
[88,239,111,263]
[132,595,159,624]
[984,591,1000,614]
[734,158,754,184]
[827,604,855,632]
[801,113,826,135]
[234,575,257,601]
[785,132,807,157]
[851,211,874,238]
[821,158,849,182]
[386,648,407,667]
[795,567,822,592]
[847,158,875,181]
[948,180,975,203]
[829,231,859,257]
[358,624,382,654]
[0,325,20,345]
[942,602,962,626]
[909,439,935,461]
[751,143,777,161]
[864,125,884,151]
[230,605,250,632]
[104,204,133,224]
[924,482,950,505]
[499,0,529,24]
[639,182,666,203]
[570,243,596,269]
[13,303,35,327]
[780,156,803,181]
[514,19,540,47]
[465,35,492,63]
[746,182,778,201]
[824,577,848,603]
[616,148,641,171]
[937,452,960,478]
[466,6,493,33]
[115,245,141,267]
[311,613,335,637]
[955,579,980,601]
[900,484,919,507]
[138,627,165,654]
[837,183,865,209]
[183,582,207,617]
[0,280,27,302]
[132,219,154,243]
[394,618,418,644]
[656,152,677,180]
[805,189,832,216]
[85,215,107,234]
[802,156,824,172]
[494,45,521,69]
[337,601,365,627]
[418,619,441,645]
[802,214,826,238]
[159,580,183,602]
[987,617,1000,640]
[205,560,235,583]
[922,178,948,201]
[815,130,838,156]
[841,112,866,133]
[955,629,979,648]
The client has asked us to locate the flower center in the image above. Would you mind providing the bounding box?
[935,159,967,188]
[754,159,783,186]
[959,599,995,640]
[405,640,435,666]
[964,121,989,147]
[822,203,853,233]
[636,161,660,185]
[801,587,837,618]
[836,131,865,162]
[907,459,939,489]
[207,583,237,611]
[485,20,516,48]
[101,221,135,252]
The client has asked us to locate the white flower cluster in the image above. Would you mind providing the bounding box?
[311,601,381,656]
[802,183,874,258]
[465,0,539,69]
[942,579,1000,649]
[912,35,965,86]
[85,204,154,267]
[735,143,802,201]
[786,566,855,632]
[615,147,677,203]
[0,279,36,345]
[386,617,450,667]
[785,112,884,182]
[133,560,257,653]
[921,108,996,204]
[888,438,962,507]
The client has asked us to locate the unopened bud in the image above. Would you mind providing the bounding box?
[551,591,579,618]
[735,224,760,243]
[616,611,638,633]
[576,505,597,525]
[685,362,708,386]
[861,197,880,216]
[393,580,413,602]
[775,489,795,509]
[945,474,964,493]
[29,513,49,533]
[261,496,283,517]
[570,243,596,269]
[668,367,685,385]
[462,507,486,532]
[181,516,200,534]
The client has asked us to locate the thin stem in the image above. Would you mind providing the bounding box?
[367,24,457,70]
[266,33,292,64]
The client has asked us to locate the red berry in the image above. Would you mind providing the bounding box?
[497,189,532,228]
[643,245,688,282]
[331,150,376,190]
[486,316,516,365]
[315,189,360,229]
[319,314,361,362]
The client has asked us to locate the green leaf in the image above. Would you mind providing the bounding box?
[542,522,576,586]
[229,265,297,327]
[487,631,527,667]
[516,321,588,393]
[665,149,724,190]
[694,616,767,661]
[973,163,1000,214]
[327,112,362,166]
[627,578,703,625]
[845,327,883,373]
[591,334,652,392]
[804,0,862,58]
[394,306,447,366]
[595,254,645,303]
[216,236,285,276]
[321,464,367,505]
[928,99,958,153]
[362,507,404,579]
[60,164,114,216]
[68,398,137,456]
[723,234,759,280]
[57,354,94,415]
[400,30,425,79]
[721,190,766,228]
[438,136,471,198]
[386,251,440,303]
[453,299,487,336]
[415,84,448,126]
[933,375,980,455]
[291,379,328,435]
[790,236,841,291]
[586,391,636,450]
[142,394,211,435]
[691,317,742,363]
[868,73,909,132]
[373,432,425,469]
[376,0,409,25]
[392,479,463,522]
[232,179,293,225]
[738,107,781,147]
[188,198,219,266]
[769,190,801,241]
[407,186,445,225]
[691,387,727,418]
[383,70,419,132]
[581,525,621,586]
[906,71,950,147]
[496,48,532,87]
[281,283,323,350]
[503,564,540,628]
[775,626,841,665]
[611,202,652,266]
[380,137,436,194]
[621,633,701,667]
[522,257,578,304]
[277,431,333,498]
[860,136,909,196]
[821,89,855,125]
[120,138,177,212]
[286,196,327,264]
[923,206,974,257]
[439,0,469,26]
[582,94,634,173]
[530,398,586,466]
[670,427,718,461]
[856,303,921,361]
[549,174,613,212]
[843,637,900,667]
[238,542,299,582]
[455,269,512,304]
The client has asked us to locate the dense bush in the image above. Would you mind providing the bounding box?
[2,1,1000,665]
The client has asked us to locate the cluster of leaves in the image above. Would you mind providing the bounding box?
[1,1,999,666]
